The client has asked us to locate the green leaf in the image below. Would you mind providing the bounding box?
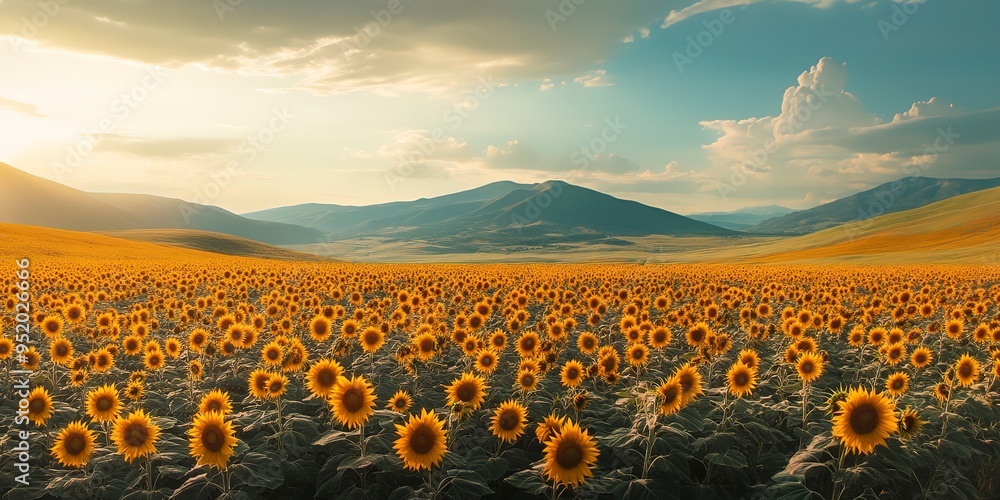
[704,449,748,468]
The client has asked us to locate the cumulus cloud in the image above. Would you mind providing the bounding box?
[573,70,613,88]
[483,140,542,170]
[0,0,668,94]
[697,56,1000,205]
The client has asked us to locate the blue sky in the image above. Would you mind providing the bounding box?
[0,0,997,214]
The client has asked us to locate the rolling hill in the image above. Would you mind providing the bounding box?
[687,205,794,231]
[0,163,323,245]
[698,185,1000,264]
[748,176,1000,235]
[98,229,332,261]
[246,180,736,250]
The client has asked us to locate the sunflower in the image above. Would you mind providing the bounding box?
[51,421,96,468]
[945,319,964,340]
[885,372,910,397]
[85,384,122,422]
[413,333,437,361]
[910,346,933,369]
[310,315,332,342]
[473,349,498,375]
[199,389,233,415]
[738,349,761,371]
[360,327,385,354]
[795,351,824,385]
[686,322,710,347]
[674,364,703,405]
[649,326,671,349]
[727,362,757,398]
[516,332,540,358]
[954,354,980,387]
[26,387,53,426]
[261,341,283,367]
[387,390,413,413]
[125,381,145,401]
[340,319,360,338]
[189,328,209,353]
[331,375,376,429]
[394,408,447,471]
[248,369,272,399]
[189,360,204,380]
[577,332,599,354]
[560,360,585,388]
[143,349,164,371]
[123,335,142,356]
[898,407,924,440]
[489,330,508,351]
[868,327,887,346]
[446,372,489,410]
[188,411,238,469]
[22,347,41,370]
[306,359,344,399]
[49,337,74,366]
[848,326,865,347]
[153,335,176,357]
[542,419,600,487]
[657,378,684,415]
[517,369,539,393]
[0,337,13,360]
[884,343,906,366]
[41,315,64,337]
[626,344,649,366]
[831,387,897,455]
[933,381,951,403]
[111,409,160,463]
[490,400,528,443]
[536,413,565,443]
[70,370,88,387]
[266,373,289,399]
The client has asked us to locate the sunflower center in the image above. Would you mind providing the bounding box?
[29,398,45,413]
[66,435,86,455]
[56,345,68,356]
[654,332,666,343]
[566,368,579,379]
[207,401,221,412]
[420,339,434,352]
[318,369,335,387]
[409,427,434,454]
[96,397,112,412]
[800,361,814,374]
[202,426,224,452]
[849,403,879,434]
[582,338,595,349]
[456,383,476,402]
[267,349,279,360]
[481,356,493,367]
[959,363,973,378]
[269,381,283,393]
[903,415,916,430]
[364,332,379,345]
[521,374,534,387]
[891,379,904,390]
[394,398,407,409]
[124,423,149,447]
[343,389,363,412]
[556,441,584,470]
[662,386,679,404]
[632,349,643,359]
[734,372,749,387]
[522,338,535,350]
[498,410,519,431]
[678,375,693,392]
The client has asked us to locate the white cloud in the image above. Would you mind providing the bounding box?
[573,69,613,88]
[696,57,1000,206]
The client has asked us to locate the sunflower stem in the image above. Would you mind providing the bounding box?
[145,454,154,491]
[276,396,284,450]
[801,383,809,436]
[832,444,847,500]
[222,466,231,495]
[359,423,366,458]
[641,410,657,479]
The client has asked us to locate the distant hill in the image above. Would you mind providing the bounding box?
[246,180,736,248]
[688,205,794,231]
[701,185,1000,264]
[98,229,333,261]
[0,163,322,245]
[748,177,1000,235]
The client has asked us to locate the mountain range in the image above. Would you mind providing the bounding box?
[687,205,795,231]
[747,177,1000,235]
[244,180,736,249]
[0,163,322,245]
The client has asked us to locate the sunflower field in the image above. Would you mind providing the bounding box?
[2,261,999,499]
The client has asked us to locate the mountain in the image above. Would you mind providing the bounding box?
[688,205,795,231]
[0,163,322,245]
[748,177,1000,235]
[246,180,736,248]
[692,185,1000,264]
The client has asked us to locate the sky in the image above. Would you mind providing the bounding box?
[0,0,998,215]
